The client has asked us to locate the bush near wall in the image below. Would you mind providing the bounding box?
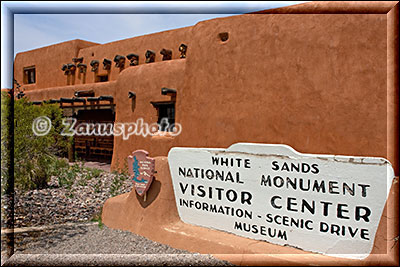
[1,92,71,191]
[1,91,11,191]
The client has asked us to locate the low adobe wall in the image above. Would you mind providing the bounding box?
[102,156,399,266]
[23,81,116,102]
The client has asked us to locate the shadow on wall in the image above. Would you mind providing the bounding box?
[134,179,161,208]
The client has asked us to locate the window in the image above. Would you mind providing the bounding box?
[96,74,108,82]
[151,102,175,132]
[23,66,36,84]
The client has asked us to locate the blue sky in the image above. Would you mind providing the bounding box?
[13,14,238,55]
[12,1,307,56]
[2,1,308,88]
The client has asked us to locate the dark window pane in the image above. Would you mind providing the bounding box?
[24,67,36,84]
[155,103,175,132]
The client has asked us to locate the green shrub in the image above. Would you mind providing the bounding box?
[76,166,103,186]
[108,159,129,197]
[83,167,102,181]
[1,91,11,191]
[89,168,102,179]
[94,178,102,193]
[13,97,70,190]
[109,170,129,197]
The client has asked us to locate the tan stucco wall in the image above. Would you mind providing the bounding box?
[111,59,185,168]
[16,1,399,176]
[23,81,116,102]
[76,26,192,84]
[14,39,98,90]
[110,11,398,174]
[254,1,397,14]
[15,1,399,265]
[177,13,391,166]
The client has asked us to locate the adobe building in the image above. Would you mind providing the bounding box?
[14,1,398,175]
[12,1,398,265]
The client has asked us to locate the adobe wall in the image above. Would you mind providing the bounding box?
[111,59,185,169]
[76,26,192,84]
[15,1,399,264]
[13,39,98,90]
[16,2,398,176]
[254,1,397,14]
[175,12,398,174]
[109,10,398,175]
[23,81,116,101]
[14,26,191,92]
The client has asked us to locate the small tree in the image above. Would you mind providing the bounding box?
[13,97,70,190]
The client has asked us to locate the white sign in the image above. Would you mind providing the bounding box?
[168,143,394,259]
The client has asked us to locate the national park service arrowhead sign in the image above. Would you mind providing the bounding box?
[168,143,395,259]
[128,150,155,196]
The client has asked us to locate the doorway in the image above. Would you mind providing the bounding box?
[73,109,115,163]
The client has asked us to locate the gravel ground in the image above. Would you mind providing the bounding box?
[2,223,234,266]
[14,224,194,254]
[10,162,131,227]
[1,161,235,266]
